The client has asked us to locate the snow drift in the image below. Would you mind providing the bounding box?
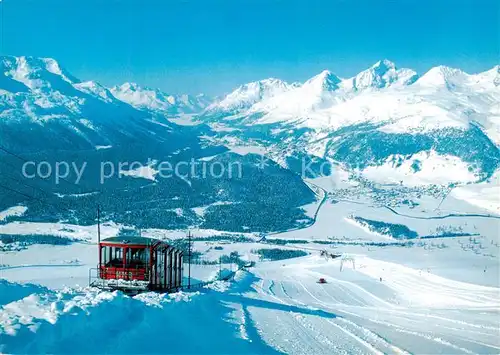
[0,281,276,354]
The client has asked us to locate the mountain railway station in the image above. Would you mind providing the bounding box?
[89,236,184,294]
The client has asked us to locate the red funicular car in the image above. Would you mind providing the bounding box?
[90,235,184,293]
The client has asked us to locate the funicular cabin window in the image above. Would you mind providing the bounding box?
[126,248,147,268]
[102,246,124,267]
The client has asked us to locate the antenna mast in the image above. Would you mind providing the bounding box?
[97,204,101,244]
[187,230,192,289]
[97,205,101,268]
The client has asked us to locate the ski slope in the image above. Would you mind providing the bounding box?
[248,256,500,354]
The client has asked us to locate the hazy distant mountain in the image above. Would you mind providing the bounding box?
[110,82,211,115]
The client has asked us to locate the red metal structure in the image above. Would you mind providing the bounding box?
[89,236,183,293]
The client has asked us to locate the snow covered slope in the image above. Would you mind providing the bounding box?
[1,232,499,354]
[250,62,498,140]
[207,60,421,120]
[2,55,500,355]
[0,55,165,153]
[248,71,345,116]
[0,56,79,92]
[205,78,297,114]
[0,55,212,154]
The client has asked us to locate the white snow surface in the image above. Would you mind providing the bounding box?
[0,282,270,354]
[201,61,499,188]
[361,151,479,186]
[0,206,27,222]
[0,221,123,242]
[119,161,159,181]
[451,170,500,214]
[73,81,116,103]
[1,246,499,354]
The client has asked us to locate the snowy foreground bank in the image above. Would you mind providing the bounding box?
[0,276,276,354]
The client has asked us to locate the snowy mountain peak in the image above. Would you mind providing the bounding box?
[116,82,141,92]
[39,58,66,77]
[206,78,294,112]
[416,65,467,89]
[74,81,117,103]
[304,70,342,92]
[488,65,500,87]
[0,55,79,91]
[372,59,397,71]
[424,65,464,78]
[347,59,418,91]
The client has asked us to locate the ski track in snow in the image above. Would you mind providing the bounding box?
[255,274,398,354]
[279,277,409,354]
[242,256,500,355]
[252,277,361,354]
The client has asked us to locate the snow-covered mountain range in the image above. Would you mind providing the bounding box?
[0,56,215,154]
[205,60,498,137]
[0,56,210,124]
[200,59,499,186]
[1,55,499,189]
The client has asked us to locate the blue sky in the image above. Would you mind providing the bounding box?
[1,0,498,95]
